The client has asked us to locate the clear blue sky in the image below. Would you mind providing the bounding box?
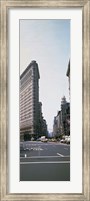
[20,20,70,132]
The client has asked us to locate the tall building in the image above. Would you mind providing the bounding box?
[60,96,70,136]
[20,60,40,140]
[53,60,70,138]
[37,102,48,137]
[53,96,70,137]
[66,60,70,97]
[53,111,61,137]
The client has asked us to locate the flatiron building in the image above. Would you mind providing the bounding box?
[20,60,40,140]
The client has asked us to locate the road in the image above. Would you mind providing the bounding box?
[20,141,70,181]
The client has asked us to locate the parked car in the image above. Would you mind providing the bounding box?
[51,138,57,142]
[60,139,65,143]
[31,137,34,141]
[66,136,70,144]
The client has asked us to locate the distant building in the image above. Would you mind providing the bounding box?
[53,60,70,138]
[53,96,70,137]
[53,111,61,137]
[38,102,48,137]
[60,96,70,136]
[20,60,47,140]
[42,118,48,137]
[53,116,57,137]
[38,102,43,136]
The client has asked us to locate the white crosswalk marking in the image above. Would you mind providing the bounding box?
[57,153,64,157]
[32,147,43,151]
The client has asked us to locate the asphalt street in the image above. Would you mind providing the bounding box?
[20,141,70,181]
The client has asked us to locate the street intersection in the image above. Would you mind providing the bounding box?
[20,141,70,181]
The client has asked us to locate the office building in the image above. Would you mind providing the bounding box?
[20,60,40,140]
[66,60,70,97]
[53,96,70,137]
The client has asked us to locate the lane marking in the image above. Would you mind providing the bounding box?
[64,148,68,150]
[57,153,64,157]
[21,143,70,146]
[20,155,70,159]
[20,161,70,164]
[32,148,43,151]
[23,147,43,151]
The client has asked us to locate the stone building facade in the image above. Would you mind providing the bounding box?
[20,60,47,140]
[60,96,70,136]
[66,60,70,97]
[53,96,70,138]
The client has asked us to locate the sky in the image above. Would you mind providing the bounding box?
[20,20,70,132]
